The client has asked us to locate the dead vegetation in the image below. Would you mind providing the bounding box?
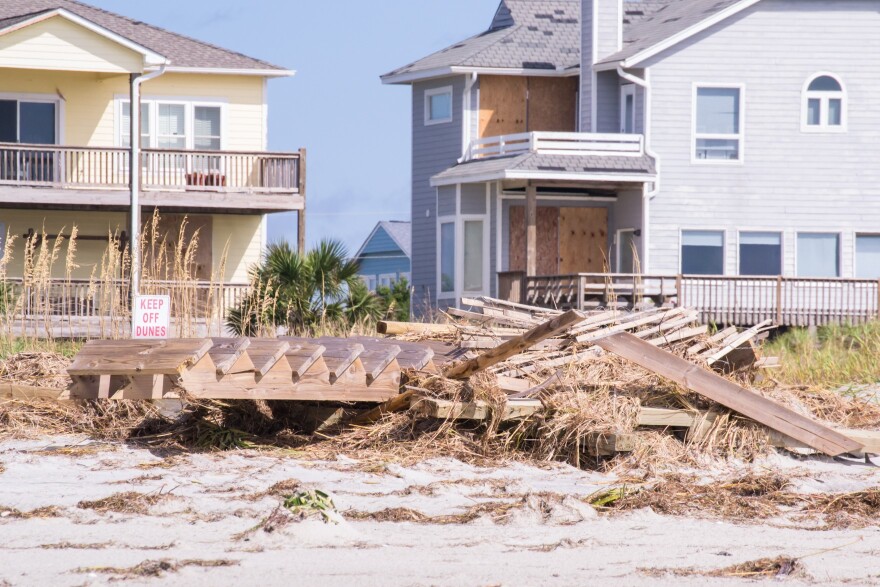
[0,505,62,519]
[644,556,802,580]
[74,559,237,580]
[76,491,170,515]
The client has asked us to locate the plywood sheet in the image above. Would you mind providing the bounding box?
[558,207,608,274]
[479,75,527,138]
[527,77,578,132]
[509,206,559,274]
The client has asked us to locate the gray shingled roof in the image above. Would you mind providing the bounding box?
[380,221,412,258]
[432,152,656,185]
[602,0,743,65]
[382,0,581,80]
[0,0,286,71]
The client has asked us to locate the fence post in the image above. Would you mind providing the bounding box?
[577,275,585,311]
[876,279,880,321]
[675,274,682,307]
[776,276,783,325]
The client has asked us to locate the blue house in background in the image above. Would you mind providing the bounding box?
[354,221,411,291]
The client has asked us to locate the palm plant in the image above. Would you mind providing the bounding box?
[227,239,370,335]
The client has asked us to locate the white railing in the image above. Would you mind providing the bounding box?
[465,132,644,161]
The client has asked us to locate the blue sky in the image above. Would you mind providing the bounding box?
[89,0,500,256]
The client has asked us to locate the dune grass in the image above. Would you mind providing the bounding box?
[763,322,880,390]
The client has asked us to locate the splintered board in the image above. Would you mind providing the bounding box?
[67,336,422,403]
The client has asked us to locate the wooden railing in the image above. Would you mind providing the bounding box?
[503,272,880,326]
[465,132,644,161]
[0,142,301,194]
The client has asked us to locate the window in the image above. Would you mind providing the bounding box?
[739,232,781,276]
[194,106,222,150]
[0,99,57,144]
[797,233,839,277]
[425,87,453,125]
[856,234,880,279]
[440,222,455,294]
[803,74,844,130]
[120,102,151,148]
[682,230,724,275]
[463,220,484,292]
[620,85,636,134]
[157,104,186,149]
[694,86,742,161]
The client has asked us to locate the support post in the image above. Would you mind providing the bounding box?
[129,73,142,333]
[297,148,307,253]
[525,183,537,277]
[777,275,784,325]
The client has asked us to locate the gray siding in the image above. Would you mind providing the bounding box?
[596,0,621,59]
[579,0,594,131]
[411,76,466,311]
[644,0,880,278]
[596,70,620,133]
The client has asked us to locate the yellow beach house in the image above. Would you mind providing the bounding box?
[0,0,303,288]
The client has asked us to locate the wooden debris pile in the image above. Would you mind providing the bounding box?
[378,297,876,460]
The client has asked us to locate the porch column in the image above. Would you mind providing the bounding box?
[297,147,307,253]
[525,183,537,276]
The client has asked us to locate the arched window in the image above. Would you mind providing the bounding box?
[803,74,845,130]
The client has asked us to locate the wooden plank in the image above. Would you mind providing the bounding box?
[646,325,708,346]
[283,343,326,378]
[354,389,416,425]
[68,339,212,376]
[576,308,684,344]
[595,333,863,456]
[358,345,401,382]
[348,337,437,371]
[245,339,291,377]
[479,75,527,138]
[558,207,607,274]
[377,321,457,336]
[704,320,773,365]
[444,310,586,379]
[638,407,697,427]
[209,337,251,376]
[410,396,543,421]
[315,342,365,380]
[584,432,636,456]
[0,383,67,402]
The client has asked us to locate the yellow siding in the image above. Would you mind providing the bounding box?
[0,69,266,150]
[0,210,260,282]
[0,16,143,74]
[213,214,264,283]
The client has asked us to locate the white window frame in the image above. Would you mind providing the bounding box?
[424,86,453,126]
[736,230,784,276]
[679,228,727,275]
[619,84,636,134]
[115,96,227,150]
[0,92,65,145]
[616,228,638,272]
[435,184,490,302]
[801,72,847,133]
[794,231,842,278]
[691,83,745,165]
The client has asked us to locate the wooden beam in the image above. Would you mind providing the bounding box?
[525,184,537,276]
[595,333,863,456]
[410,396,543,421]
[444,309,586,379]
[297,147,307,253]
[377,321,458,336]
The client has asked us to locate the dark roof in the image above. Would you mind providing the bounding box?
[432,152,656,185]
[382,0,581,81]
[0,0,286,71]
[602,0,743,65]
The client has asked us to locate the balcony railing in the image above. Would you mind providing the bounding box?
[498,271,880,327]
[465,132,645,161]
[0,142,302,194]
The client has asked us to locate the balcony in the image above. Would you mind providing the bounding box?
[0,142,304,212]
[464,131,645,161]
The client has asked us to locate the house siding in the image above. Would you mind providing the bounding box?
[356,226,410,282]
[579,0,594,131]
[644,0,880,278]
[596,70,620,133]
[411,76,465,310]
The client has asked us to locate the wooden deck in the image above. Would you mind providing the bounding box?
[498,272,880,327]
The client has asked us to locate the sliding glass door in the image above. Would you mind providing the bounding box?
[0,99,58,182]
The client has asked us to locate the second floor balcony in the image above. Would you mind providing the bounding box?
[464,131,646,161]
[0,142,304,213]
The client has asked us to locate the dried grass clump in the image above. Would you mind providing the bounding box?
[806,489,880,529]
[0,399,163,441]
[644,556,801,579]
[0,505,62,519]
[0,352,71,389]
[74,559,237,579]
[766,385,880,430]
[76,491,169,515]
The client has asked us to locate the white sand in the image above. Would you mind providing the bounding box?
[1,435,879,586]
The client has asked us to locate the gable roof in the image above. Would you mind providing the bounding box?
[355,221,412,260]
[0,0,290,74]
[599,0,756,67]
[382,0,581,84]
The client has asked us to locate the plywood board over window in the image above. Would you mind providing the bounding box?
[479,76,527,138]
[509,206,558,275]
[479,76,578,138]
[527,77,578,132]
[559,208,608,274]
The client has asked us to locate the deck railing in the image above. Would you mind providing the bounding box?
[0,142,301,194]
[501,272,880,326]
[465,131,645,161]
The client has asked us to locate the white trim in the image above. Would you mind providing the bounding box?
[0,92,65,145]
[499,192,617,203]
[794,231,843,278]
[691,83,745,165]
[590,0,598,131]
[262,78,269,151]
[115,95,227,150]
[424,86,454,126]
[618,0,764,68]
[431,169,655,187]
[436,184,491,303]
[736,229,783,276]
[679,228,727,275]
[615,228,637,272]
[152,66,294,77]
[0,8,168,67]
[801,72,847,133]
[382,65,577,85]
